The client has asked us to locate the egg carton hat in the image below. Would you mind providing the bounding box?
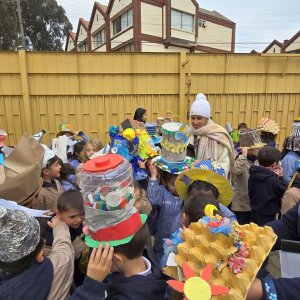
[164,218,277,300]
[77,154,147,248]
[175,160,233,206]
[152,122,195,174]
[257,117,280,135]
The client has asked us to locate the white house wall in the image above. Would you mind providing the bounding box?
[142,42,189,52]
[285,36,300,52]
[77,25,88,45]
[141,3,163,37]
[265,44,281,53]
[171,0,195,15]
[171,28,195,42]
[111,28,134,49]
[93,44,107,52]
[91,11,105,34]
[197,21,232,51]
[111,0,132,18]
[67,39,75,51]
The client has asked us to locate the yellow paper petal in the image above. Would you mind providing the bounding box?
[184,277,211,300]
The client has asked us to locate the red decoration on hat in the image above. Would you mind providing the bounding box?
[83,154,124,173]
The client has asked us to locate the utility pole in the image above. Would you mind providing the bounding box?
[16,0,26,49]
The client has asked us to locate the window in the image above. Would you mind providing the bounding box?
[171,9,194,32]
[94,29,106,47]
[113,9,133,35]
[79,42,87,52]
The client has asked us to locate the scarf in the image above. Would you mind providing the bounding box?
[191,119,234,165]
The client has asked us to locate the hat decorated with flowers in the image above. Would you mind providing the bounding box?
[56,122,76,137]
[152,122,195,174]
[77,154,147,247]
[0,129,7,148]
[175,160,233,206]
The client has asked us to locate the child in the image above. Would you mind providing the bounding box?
[81,139,103,163]
[147,161,183,263]
[57,158,77,191]
[232,130,264,225]
[69,141,86,170]
[249,146,287,226]
[134,180,152,215]
[33,145,63,212]
[45,190,86,286]
[71,223,168,300]
[0,206,74,299]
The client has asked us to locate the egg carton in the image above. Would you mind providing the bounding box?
[164,221,277,300]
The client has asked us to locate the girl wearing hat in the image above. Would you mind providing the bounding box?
[189,93,234,176]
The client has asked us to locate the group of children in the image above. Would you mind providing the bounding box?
[0,110,300,300]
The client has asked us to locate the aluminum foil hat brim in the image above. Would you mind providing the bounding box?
[85,214,147,248]
[0,206,40,263]
[175,169,233,206]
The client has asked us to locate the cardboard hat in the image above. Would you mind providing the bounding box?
[0,134,44,205]
[145,123,162,145]
[41,144,56,168]
[56,122,76,137]
[239,129,266,149]
[0,206,40,263]
[0,129,7,148]
[153,122,195,174]
[156,112,173,128]
[175,160,233,206]
[164,218,277,300]
[77,154,147,247]
[258,117,280,135]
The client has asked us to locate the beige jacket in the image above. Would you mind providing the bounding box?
[281,187,300,215]
[231,155,252,212]
[47,222,75,300]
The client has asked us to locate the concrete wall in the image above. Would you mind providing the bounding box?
[197,21,232,52]
[141,3,163,37]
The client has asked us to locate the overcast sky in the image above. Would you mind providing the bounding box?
[58,0,300,53]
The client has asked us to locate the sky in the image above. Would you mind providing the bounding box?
[58,0,300,53]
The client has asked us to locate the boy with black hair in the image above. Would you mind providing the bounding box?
[71,223,168,300]
[45,190,86,286]
[249,146,287,226]
[0,206,74,300]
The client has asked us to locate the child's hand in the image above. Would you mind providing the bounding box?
[242,147,249,157]
[138,159,147,169]
[147,160,158,179]
[87,244,114,282]
[47,216,62,229]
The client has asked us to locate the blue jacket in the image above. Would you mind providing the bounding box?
[281,151,300,182]
[0,258,53,300]
[261,204,300,300]
[70,255,168,300]
[147,179,183,262]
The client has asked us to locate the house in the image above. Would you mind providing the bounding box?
[66,0,236,53]
[65,31,76,51]
[262,30,300,54]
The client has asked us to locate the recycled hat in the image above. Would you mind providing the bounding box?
[0,206,40,263]
[190,93,211,119]
[0,129,7,148]
[175,160,233,206]
[239,130,266,149]
[56,122,76,137]
[152,122,195,174]
[77,154,147,247]
[41,145,56,169]
[258,118,280,135]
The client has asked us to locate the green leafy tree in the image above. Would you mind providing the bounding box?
[0,0,72,50]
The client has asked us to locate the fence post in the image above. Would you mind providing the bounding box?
[18,50,33,134]
[179,52,189,122]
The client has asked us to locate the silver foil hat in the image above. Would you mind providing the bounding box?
[0,206,40,263]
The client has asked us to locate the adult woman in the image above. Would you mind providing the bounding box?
[189,93,234,176]
[133,108,147,123]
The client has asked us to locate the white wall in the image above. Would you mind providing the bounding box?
[265,44,281,53]
[93,44,107,52]
[111,0,132,18]
[67,39,75,51]
[77,24,88,45]
[171,28,195,42]
[91,11,105,34]
[141,3,163,37]
[285,36,300,52]
[197,21,232,51]
[142,42,189,52]
[171,0,195,15]
[111,28,134,49]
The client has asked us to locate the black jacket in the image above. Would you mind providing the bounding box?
[248,165,287,216]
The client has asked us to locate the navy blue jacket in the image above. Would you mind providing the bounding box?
[262,204,300,300]
[248,165,287,216]
[0,258,53,300]
[70,255,168,300]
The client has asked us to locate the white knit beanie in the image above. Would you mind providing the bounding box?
[190,93,211,119]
